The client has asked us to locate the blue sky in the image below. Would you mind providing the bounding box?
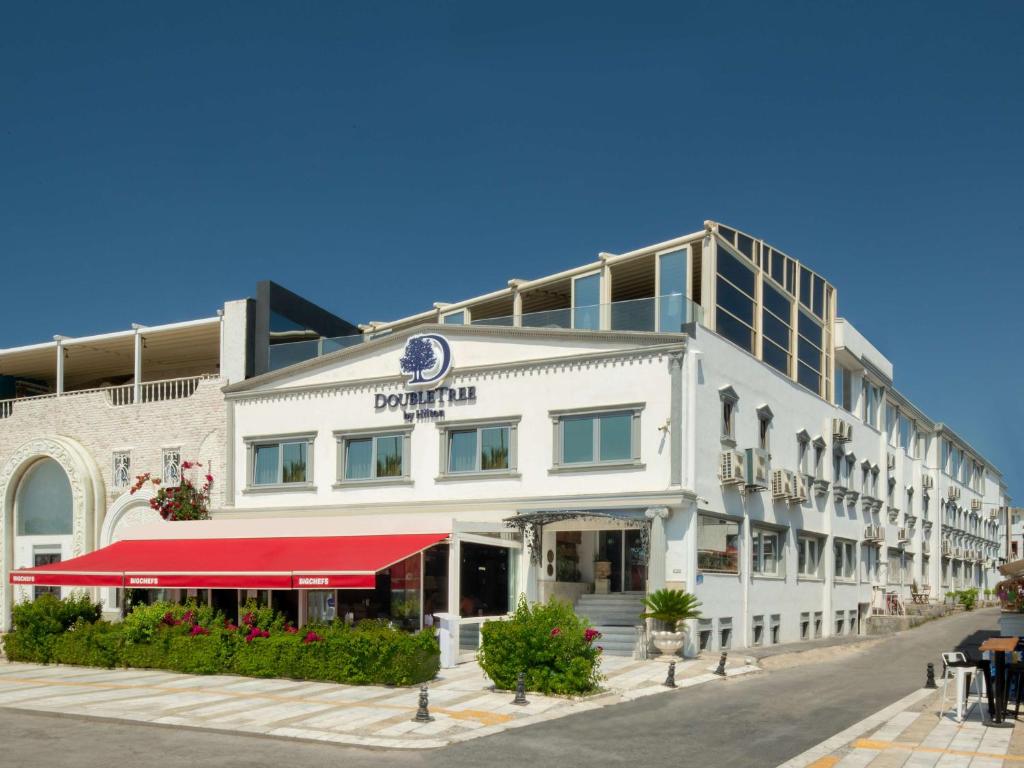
[1,2,1021,494]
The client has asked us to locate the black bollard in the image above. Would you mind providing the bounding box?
[413,683,435,722]
[714,652,728,676]
[512,671,529,705]
[664,660,677,688]
[925,662,938,689]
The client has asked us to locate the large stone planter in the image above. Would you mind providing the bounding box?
[651,629,686,656]
[594,560,612,579]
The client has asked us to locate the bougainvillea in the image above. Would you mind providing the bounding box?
[130,461,212,521]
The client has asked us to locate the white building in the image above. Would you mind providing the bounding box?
[3,222,1013,661]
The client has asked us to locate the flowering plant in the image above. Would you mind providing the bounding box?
[130,461,213,521]
[303,630,323,644]
[190,625,209,636]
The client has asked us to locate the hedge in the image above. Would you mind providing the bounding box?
[478,596,603,695]
[4,597,439,687]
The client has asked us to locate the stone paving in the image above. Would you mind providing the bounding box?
[0,655,758,749]
[778,687,1024,768]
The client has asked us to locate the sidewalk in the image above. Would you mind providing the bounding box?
[0,654,758,749]
[778,687,1024,768]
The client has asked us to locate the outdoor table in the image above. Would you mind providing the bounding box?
[979,636,1019,727]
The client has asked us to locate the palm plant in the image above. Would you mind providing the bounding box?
[640,589,702,631]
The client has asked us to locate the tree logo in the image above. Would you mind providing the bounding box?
[399,333,453,387]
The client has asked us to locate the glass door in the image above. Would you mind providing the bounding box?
[624,529,647,592]
[572,271,601,330]
[657,248,688,332]
[597,531,623,592]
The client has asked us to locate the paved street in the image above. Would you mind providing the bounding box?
[0,608,1002,767]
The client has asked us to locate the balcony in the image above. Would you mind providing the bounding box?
[0,375,220,420]
[268,294,705,371]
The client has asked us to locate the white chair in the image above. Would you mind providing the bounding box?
[938,651,986,722]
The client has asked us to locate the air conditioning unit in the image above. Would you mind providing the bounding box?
[897,527,910,542]
[887,454,896,471]
[990,509,999,519]
[942,542,952,556]
[971,499,983,512]
[864,525,883,541]
[922,475,934,490]
[947,486,961,501]
[744,447,770,489]
[771,469,793,501]
[791,473,809,503]
[719,450,746,485]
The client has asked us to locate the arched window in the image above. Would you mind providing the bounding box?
[16,458,73,536]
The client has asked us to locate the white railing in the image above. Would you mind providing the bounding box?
[105,375,215,406]
[0,375,217,418]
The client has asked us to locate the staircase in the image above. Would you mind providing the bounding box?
[574,591,645,657]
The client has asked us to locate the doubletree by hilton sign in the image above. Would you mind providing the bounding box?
[373,334,476,422]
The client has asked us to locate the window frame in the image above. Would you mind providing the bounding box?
[161,447,182,486]
[797,534,823,579]
[833,538,856,581]
[112,450,132,490]
[751,526,784,577]
[437,417,521,479]
[696,514,742,574]
[333,427,413,486]
[549,404,644,472]
[244,432,316,491]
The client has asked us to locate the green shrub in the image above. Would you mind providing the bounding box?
[478,596,602,696]
[53,620,124,668]
[4,593,103,663]
[956,588,979,611]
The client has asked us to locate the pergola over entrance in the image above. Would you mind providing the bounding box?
[503,509,653,566]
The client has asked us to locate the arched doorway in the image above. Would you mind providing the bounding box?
[0,436,105,630]
[13,458,74,602]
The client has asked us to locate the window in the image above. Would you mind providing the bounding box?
[761,282,792,376]
[16,459,73,535]
[442,310,467,325]
[833,539,856,580]
[899,415,913,455]
[698,618,713,651]
[752,527,781,576]
[862,382,882,429]
[796,310,823,395]
[697,515,740,573]
[441,420,517,476]
[657,248,688,333]
[800,612,810,640]
[835,610,845,635]
[715,245,756,353]
[751,615,765,646]
[162,448,181,486]
[337,430,410,483]
[770,614,781,645]
[552,407,641,468]
[248,434,314,487]
[813,438,826,480]
[719,386,738,441]
[33,551,62,600]
[887,549,904,585]
[835,365,853,411]
[719,618,732,649]
[112,451,131,489]
[885,404,898,446]
[798,535,822,577]
[757,406,773,451]
[814,611,823,638]
[797,436,809,476]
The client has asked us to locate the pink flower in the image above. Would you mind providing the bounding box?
[584,628,602,643]
[303,631,322,644]
[242,612,255,627]
[181,461,192,470]
[285,625,298,634]
[190,625,209,636]
[550,627,561,638]
[224,621,238,631]
[205,474,214,484]
[181,610,195,625]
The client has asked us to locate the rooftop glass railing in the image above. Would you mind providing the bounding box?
[267,294,703,371]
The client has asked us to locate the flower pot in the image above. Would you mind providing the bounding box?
[594,560,612,579]
[651,629,686,656]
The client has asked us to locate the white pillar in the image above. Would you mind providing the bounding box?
[54,336,65,394]
[133,330,143,404]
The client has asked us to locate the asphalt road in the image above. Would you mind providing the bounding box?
[0,608,1000,768]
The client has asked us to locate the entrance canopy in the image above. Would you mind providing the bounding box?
[8,533,447,590]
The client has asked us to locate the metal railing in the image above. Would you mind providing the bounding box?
[0,375,217,418]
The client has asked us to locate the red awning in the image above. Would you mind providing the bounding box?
[8,533,447,590]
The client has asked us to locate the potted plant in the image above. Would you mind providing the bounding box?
[640,588,702,657]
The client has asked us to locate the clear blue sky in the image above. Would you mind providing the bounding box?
[1,2,1021,495]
